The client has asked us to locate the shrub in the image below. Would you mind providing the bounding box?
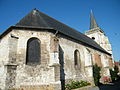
[93,64,101,86]
[65,80,91,90]
[110,65,119,81]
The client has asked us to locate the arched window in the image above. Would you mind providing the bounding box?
[74,50,80,67]
[26,38,41,64]
[85,49,92,66]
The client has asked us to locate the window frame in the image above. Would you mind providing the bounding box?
[26,37,41,65]
[74,49,81,69]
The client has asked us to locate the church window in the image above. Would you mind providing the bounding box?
[26,37,41,64]
[86,49,92,66]
[74,50,81,67]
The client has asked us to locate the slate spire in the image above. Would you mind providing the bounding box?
[90,10,99,29]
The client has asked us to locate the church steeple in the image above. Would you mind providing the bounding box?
[86,10,113,55]
[90,10,99,29]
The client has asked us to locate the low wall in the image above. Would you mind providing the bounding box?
[8,84,61,90]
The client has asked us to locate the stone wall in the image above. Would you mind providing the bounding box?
[9,84,61,90]
[0,28,113,89]
[58,35,94,83]
[0,34,9,90]
[58,34,112,85]
[5,65,17,90]
[7,30,61,89]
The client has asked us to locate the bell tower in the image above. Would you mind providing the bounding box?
[85,10,112,55]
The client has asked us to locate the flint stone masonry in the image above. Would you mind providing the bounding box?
[0,28,112,90]
[5,65,17,90]
[58,35,110,83]
[13,30,58,88]
[0,29,60,90]
[0,35,9,90]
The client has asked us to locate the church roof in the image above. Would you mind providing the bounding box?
[1,9,110,55]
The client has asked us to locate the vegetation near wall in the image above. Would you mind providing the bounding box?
[65,80,91,90]
[110,65,119,81]
[93,64,101,86]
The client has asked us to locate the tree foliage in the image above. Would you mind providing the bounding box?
[93,64,101,86]
[110,65,119,81]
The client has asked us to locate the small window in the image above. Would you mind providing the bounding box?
[74,50,80,67]
[26,37,41,64]
[92,37,95,40]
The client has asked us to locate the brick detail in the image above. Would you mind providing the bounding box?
[94,53,102,67]
[108,58,113,69]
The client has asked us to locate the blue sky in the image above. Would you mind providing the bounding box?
[0,0,120,61]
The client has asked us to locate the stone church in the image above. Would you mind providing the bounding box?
[0,9,114,90]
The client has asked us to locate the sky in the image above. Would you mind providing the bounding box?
[0,0,120,61]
